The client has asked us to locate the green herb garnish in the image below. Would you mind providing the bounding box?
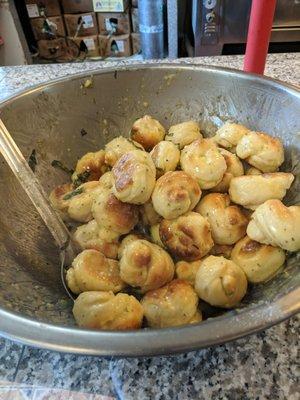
[28,149,37,172]
[51,160,74,174]
[72,170,91,188]
[63,187,84,200]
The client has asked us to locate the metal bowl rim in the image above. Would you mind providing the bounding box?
[1,62,299,106]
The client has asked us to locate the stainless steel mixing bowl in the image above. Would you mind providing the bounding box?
[0,64,299,356]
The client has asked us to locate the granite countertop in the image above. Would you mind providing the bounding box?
[0,53,299,400]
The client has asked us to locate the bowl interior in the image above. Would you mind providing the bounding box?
[0,65,299,330]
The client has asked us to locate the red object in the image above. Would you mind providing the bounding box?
[243,0,276,75]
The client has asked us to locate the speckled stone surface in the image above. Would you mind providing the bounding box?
[0,53,299,400]
[0,53,299,100]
